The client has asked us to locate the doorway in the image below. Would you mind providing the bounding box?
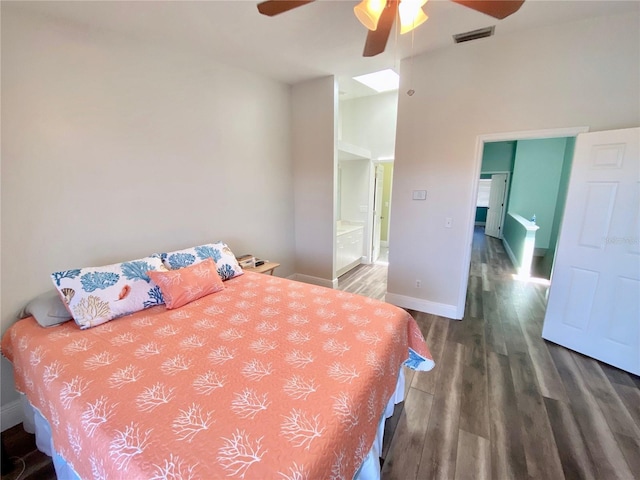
[459,126,589,314]
[370,161,393,265]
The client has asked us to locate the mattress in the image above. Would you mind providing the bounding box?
[2,271,433,479]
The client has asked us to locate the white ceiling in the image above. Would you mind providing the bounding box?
[7,0,639,98]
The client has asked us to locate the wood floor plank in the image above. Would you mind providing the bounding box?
[486,351,528,479]
[381,387,434,480]
[610,382,640,430]
[454,429,491,480]
[482,290,508,356]
[519,319,569,402]
[508,349,564,479]
[571,352,640,474]
[459,345,490,439]
[548,344,634,479]
[481,263,491,292]
[412,317,449,394]
[382,402,404,460]
[416,342,466,480]
[515,392,565,479]
[599,362,639,387]
[571,353,640,439]
[544,397,598,480]
[466,275,483,319]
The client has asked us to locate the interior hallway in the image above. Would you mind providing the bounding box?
[340,227,640,479]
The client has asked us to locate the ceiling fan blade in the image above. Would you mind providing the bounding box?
[363,0,399,57]
[451,0,524,20]
[257,0,315,17]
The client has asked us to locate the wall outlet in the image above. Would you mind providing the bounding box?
[416,280,421,288]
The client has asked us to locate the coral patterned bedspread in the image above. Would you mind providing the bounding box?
[2,272,433,479]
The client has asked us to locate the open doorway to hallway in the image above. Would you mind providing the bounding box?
[473,136,577,282]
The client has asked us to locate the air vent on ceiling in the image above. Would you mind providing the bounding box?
[453,26,495,44]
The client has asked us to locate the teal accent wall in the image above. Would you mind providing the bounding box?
[482,141,516,173]
[541,137,576,276]
[508,137,569,249]
[475,207,488,223]
[503,214,526,271]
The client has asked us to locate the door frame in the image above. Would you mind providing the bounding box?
[457,126,590,318]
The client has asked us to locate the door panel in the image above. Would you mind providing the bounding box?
[542,127,640,375]
[485,173,507,238]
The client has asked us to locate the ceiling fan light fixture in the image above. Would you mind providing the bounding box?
[354,0,387,31]
[399,0,429,34]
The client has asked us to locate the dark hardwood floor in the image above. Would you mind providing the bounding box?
[339,228,640,480]
[3,231,639,480]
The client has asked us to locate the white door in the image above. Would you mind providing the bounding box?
[485,173,508,238]
[542,128,639,375]
[371,164,384,262]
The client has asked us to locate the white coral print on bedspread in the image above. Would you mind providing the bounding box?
[150,454,197,480]
[136,383,175,412]
[231,388,270,419]
[217,429,266,478]
[281,409,325,450]
[82,396,118,436]
[109,422,151,470]
[172,403,214,442]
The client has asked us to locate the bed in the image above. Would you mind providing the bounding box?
[2,268,433,479]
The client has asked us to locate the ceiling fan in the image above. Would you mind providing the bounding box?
[257,0,525,57]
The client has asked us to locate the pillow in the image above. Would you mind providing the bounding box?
[50,255,167,329]
[147,258,224,309]
[161,241,243,280]
[19,291,73,328]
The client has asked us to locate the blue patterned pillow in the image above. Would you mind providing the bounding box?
[50,255,167,329]
[161,242,243,281]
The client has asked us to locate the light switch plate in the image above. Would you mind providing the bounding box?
[412,190,427,200]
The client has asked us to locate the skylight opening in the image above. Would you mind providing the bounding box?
[353,69,399,92]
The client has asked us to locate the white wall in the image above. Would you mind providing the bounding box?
[387,12,640,318]
[1,7,294,413]
[292,77,337,286]
[339,91,398,160]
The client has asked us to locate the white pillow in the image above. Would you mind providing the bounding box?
[50,255,167,329]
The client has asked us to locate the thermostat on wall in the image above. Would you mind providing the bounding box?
[412,190,427,200]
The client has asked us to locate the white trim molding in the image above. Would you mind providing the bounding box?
[1,399,23,431]
[502,238,518,271]
[288,273,338,289]
[385,292,461,320]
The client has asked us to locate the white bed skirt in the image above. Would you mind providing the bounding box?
[20,369,406,480]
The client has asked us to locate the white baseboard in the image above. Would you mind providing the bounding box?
[288,273,338,289]
[1,399,23,431]
[502,238,518,270]
[385,293,460,320]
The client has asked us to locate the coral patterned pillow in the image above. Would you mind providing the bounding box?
[147,258,225,310]
[50,255,167,329]
[161,241,243,280]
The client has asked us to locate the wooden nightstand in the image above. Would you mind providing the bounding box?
[243,261,280,275]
